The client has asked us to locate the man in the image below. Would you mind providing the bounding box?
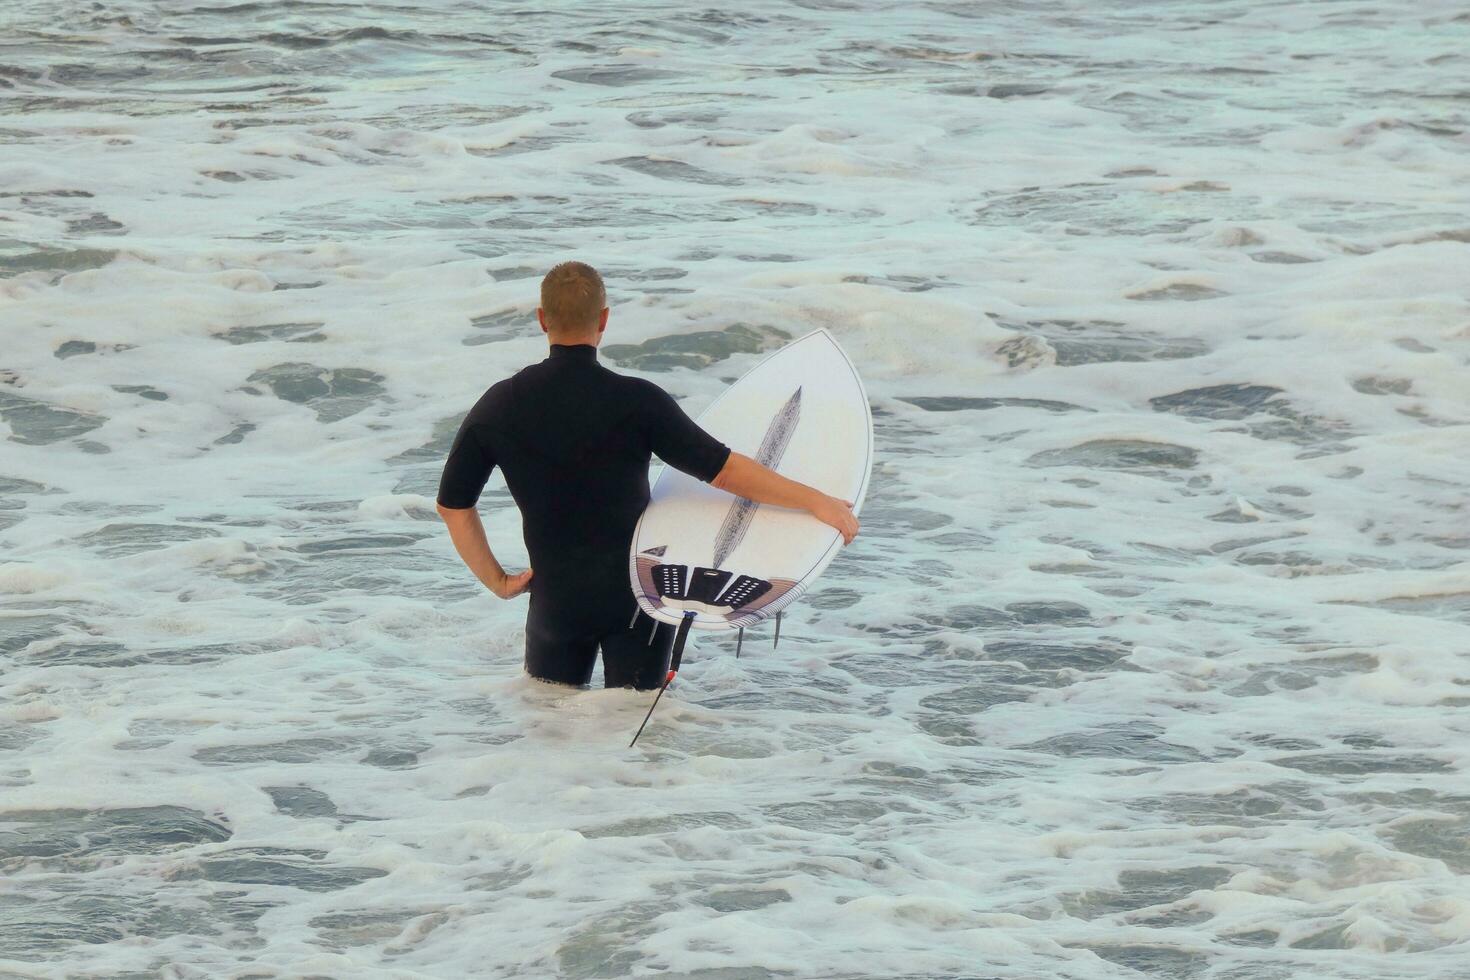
[435,261,859,690]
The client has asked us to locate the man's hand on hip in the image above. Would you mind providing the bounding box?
[437,503,533,599]
[492,567,533,599]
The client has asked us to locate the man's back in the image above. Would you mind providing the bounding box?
[437,343,730,595]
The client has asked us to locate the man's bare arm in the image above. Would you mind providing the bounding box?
[436,503,533,599]
[710,452,860,544]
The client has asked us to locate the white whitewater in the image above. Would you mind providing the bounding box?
[0,1,1468,977]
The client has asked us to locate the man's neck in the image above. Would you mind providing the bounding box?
[547,341,598,361]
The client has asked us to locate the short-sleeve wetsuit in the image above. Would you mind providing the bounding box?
[436,343,731,689]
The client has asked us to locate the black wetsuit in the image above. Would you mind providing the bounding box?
[436,343,731,689]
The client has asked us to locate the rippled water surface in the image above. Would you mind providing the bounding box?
[3,1,1469,977]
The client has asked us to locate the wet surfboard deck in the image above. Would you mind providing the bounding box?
[629,328,873,630]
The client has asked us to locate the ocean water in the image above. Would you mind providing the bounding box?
[2,0,1469,976]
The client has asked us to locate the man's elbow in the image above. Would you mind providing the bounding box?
[710,453,740,492]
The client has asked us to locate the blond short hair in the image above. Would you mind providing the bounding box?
[540,261,606,335]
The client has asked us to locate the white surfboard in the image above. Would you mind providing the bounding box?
[629,328,873,631]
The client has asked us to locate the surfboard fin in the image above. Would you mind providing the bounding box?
[773,611,782,649]
[735,626,744,659]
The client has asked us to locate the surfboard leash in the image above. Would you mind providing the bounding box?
[629,611,696,747]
